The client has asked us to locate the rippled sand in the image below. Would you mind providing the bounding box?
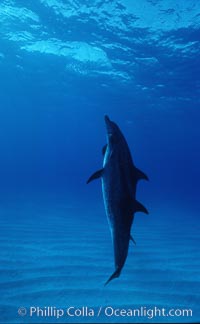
[0,200,199,323]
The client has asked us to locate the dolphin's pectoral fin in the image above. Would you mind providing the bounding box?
[130,235,136,245]
[104,268,121,286]
[134,200,149,214]
[102,144,107,156]
[135,167,149,181]
[86,169,104,184]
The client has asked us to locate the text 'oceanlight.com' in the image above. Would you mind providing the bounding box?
[18,305,193,320]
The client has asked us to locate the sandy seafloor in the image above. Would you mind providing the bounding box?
[0,196,199,324]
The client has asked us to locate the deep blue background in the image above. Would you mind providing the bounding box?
[0,0,200,212]
[0,1,200,248]
[0,2,200,323]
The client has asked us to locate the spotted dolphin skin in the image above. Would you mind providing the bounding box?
[87,115,148,285]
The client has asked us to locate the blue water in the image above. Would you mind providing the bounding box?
[0,1,200,323]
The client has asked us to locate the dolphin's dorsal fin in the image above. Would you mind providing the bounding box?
[134,167,149,181]
[102,144,107,156]
[130,235,136,245]
[134,200,149,214]
[86,169,104,184]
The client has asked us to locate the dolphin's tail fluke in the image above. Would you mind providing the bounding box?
[104,267,121,286]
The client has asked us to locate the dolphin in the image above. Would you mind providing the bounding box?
[87,115,148,285]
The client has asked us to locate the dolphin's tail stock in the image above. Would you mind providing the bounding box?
[104,267,122,286]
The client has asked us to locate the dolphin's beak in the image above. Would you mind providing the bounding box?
[104,115,112,135]
[104,115,110,123]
